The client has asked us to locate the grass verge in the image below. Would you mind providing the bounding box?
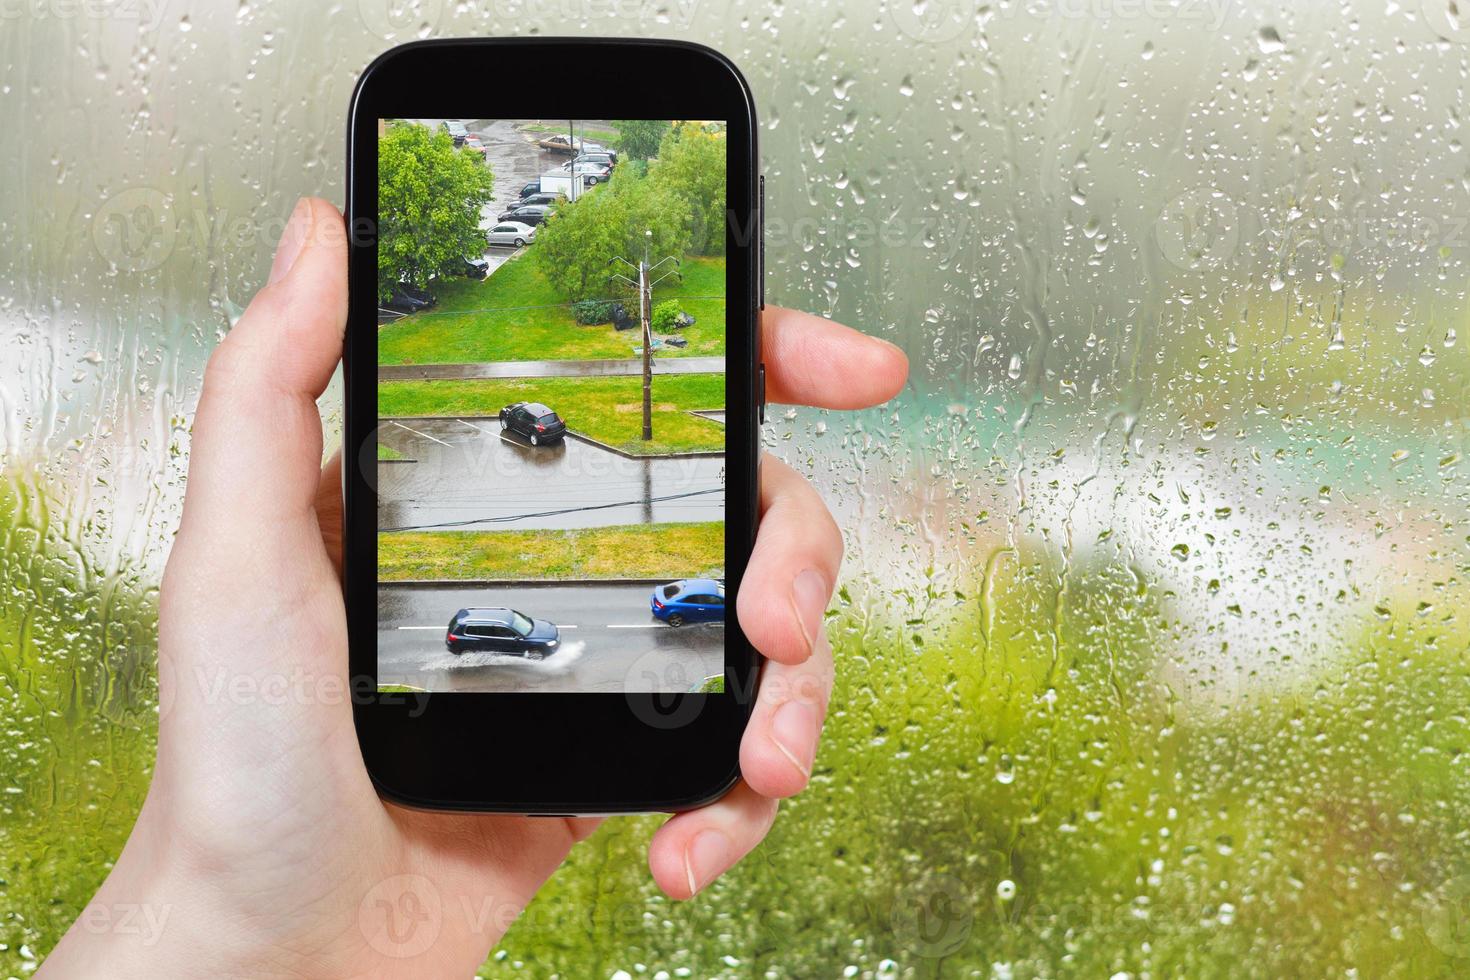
[378,252,726,364]
[377,442,407,461]
[378,521,724,581]
[378,373,725,455]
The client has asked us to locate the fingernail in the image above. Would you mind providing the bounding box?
[770,698,819,779]
[684,829,731,896]
[268,198,312,285]
[789,569,829,660]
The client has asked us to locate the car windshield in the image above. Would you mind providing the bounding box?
[508,611,534,636]
[661,584,680,600]
[538,412,560,424]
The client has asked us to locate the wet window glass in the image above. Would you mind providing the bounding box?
[5,2,1469,976]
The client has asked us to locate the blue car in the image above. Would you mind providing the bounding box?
[650,578,726,627]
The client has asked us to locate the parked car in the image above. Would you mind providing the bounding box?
[485,221,536,247]
[496,204,550,225]
[397,284,437,308]
[381,288,430,314]
[556,160,611,184]
[441,120,469,146]
[574,150,618,168]
[517,180,542,199]
[445,607,560,659]
[498,401,567,445]
[460,256,489,279]
[538,134,599,155]
[462,135,488,157]
[650,579,726,627]
[535,134,580,154]
[520,192,565,208]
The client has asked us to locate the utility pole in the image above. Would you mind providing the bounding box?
[610,233,681,442]
[640,230,653,441]
[567,118,578,202]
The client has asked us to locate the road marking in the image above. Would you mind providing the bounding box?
[399,624,579,629]
[389,420,451,447]
[457,418,491,433]
[607,624,664,629]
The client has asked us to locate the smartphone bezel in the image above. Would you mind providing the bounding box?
[345,38,761,814]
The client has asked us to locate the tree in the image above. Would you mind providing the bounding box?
[651,121,727,255]
[377,122,494,300]
[533,189,622,302]
[535,165,691,302]
[612,119,670,161]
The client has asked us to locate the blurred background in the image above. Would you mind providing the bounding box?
[3,0,1470,975]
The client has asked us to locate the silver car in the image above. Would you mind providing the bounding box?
[485,221,536,248]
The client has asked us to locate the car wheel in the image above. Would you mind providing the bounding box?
[530,433,539,446]
[526,649,547,661]
[667,614,685,628]
[514,238,525,247]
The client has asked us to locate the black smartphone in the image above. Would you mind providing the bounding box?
[344,39,764,813]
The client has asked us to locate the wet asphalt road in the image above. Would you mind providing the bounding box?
[475,119,596,225]
[377,417,725,531]
[379,356,727,381]
[378,583,724,693]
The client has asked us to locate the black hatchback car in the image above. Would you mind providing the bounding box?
[499,401,567,445]
[445,607,560,659]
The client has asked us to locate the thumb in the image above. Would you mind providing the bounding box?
[179,197,347,548]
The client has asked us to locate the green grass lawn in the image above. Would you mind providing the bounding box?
[378,252,727,365]
[376,442,407,461]
[378,521,723,581]
[378,373,725,455]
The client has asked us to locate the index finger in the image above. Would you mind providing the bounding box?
[762,306,908,409]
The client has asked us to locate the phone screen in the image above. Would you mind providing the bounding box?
[374,119,728,697]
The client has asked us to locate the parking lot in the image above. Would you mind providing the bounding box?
[377,416,724,531]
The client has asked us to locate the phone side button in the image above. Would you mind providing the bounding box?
[758,363,767,425]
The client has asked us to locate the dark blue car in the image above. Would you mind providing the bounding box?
[446,607,560,659]
[650,578,726,627]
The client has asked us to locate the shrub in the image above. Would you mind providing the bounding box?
[652,299,682,333]
[572,299,614,325]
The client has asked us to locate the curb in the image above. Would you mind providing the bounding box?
[379,577,676,588]
[563,431,725,460]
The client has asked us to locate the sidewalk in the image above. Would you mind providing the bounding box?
[378,355,725,381]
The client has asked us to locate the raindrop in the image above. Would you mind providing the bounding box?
[1257,26,1285,54]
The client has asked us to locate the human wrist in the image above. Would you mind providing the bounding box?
[41,799,509,978]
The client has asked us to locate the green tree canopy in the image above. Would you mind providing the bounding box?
[612,119,670,161]
[651,121,727,256]
[535,164,691,303]
[377,122,494,300]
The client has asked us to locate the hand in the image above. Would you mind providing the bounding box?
[40,198,907,977]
